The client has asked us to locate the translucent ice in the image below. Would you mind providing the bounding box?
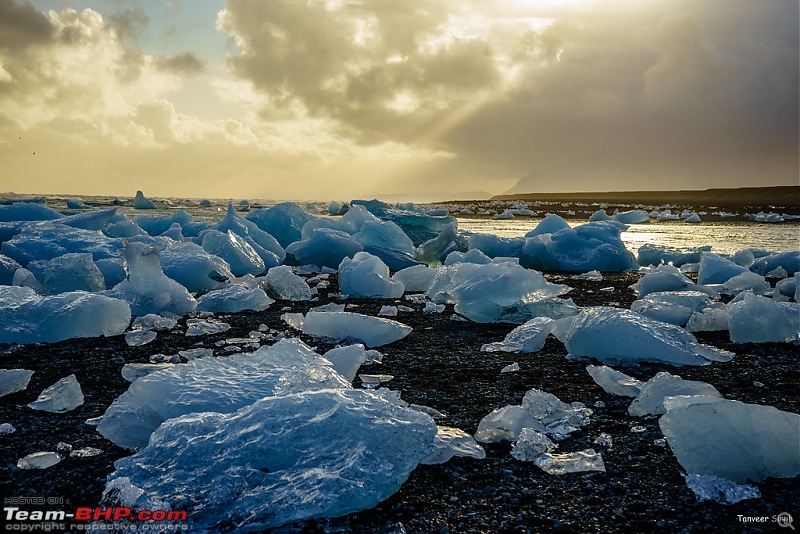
[613,210,649,224]
[534,449,605,475]
[628,372,722,416]
[1,222,123,266]
[0,369,34,397]
[422,426,486,464]
[105,389,437,530]
[631,291,711,326]
[185,318,231,336]
[416,223,463,267]
[246,202,316,248]
[444,248,493,266]
[564,307,733,366]
[286,228,363,269]
[522,388,592,432]
[0,202,63,222]
[586,365,643,397]
[392,265,437,292]
[511,428,556,461]
[0,286,131,344]
[17,452,63,470]
[474,406,545,443]
[131,314,177,331]
[481,317,556,353]
[631,265,714,298]
[197,284,273,313]
[353,219,415,257]
[27,253,106,294]
[638,245,711,267]
[727,292,799,343]
[121,363,175,383]
[659,399,800,483]
[750,251,800,277]
[302,311,412,347]
[216,204,285,266]
[110,242,196,316]
[0,253,21,284]
[685,306,729,332]
[160,242,233,292]
[322,344,373,382]
[721,271,769,296]
[697,253,749,285]
[125,330,157,346]
[338,252,404,298]
[0,423,16,435]
[27,374,84,412]
[98,338,352,448]
[683,473,761,504]
[501,362,520,373]
[201,229,266,276]
[525,214,570,237]
[261,265,312,300]
[571,270,603,281]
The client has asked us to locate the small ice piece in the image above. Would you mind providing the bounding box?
[481,317,555,353]
[125,330,157,346]
[422,426,486,464]
[685,306,729,332]
[683,473,761,505]
[338,252,405,299]
[501,363,520,374]
[593,433,613,448]
[56,442,73,453]
[653,438,667,447]
[630,425,647,433]
[27,374,84,412]
[70,447,103,458]
[133,190,157,209]
[378,305,398,316]
[572,270,603,281]
[121,363,175,382]
[150,353,181,364]
[263,265,313,301]
[0,369,34,398]
[521,388,592,431]
[281,312,305,330]
[511,428,556,461]
[474,405,545,443]
[17,452,62,470]
[185,318,231,336]
[178,348,214,360]
[423,302,445,314]
[358,374,394,389]
[659,399,800,483]
[132,314,178,331]
[534,449,605,475]
[197,284,273,313]
[322,344,372,382]
[0,422,16,435]
[302,311,412,347]
[399,305,415,313]
[727,292,800,343]
[628,372,722,416]
[586,365,643,397]
[630,264,712,298]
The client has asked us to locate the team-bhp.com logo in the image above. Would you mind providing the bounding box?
[5,506,187,526]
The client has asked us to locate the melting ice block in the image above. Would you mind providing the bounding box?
[98,338,351,449]
[322,344,380,382]
[246,202,315,248]
[197,284,273,313]
[133,191,156,209]
[697,253,749,285]
[201,229,266,276]
[125,330,157,346]
[631,265,714,298]
[630,290,711,326]
[27,253,106,294]
[628,372,722,416]
[727,292,799,343]
[286,228,363,269]
[262,265,312,301]
[0,369,34,397]
[683,473,761,504]
[511,428,556,461]
[110,242,196,316]
[0,286,131,344]
[474,406,544,443]
[533,449,605,475]
[564,307,733,366]
[338,252,404,298]
[586,365,643,397]
[27,374,84,412]
[422,426,486,464]
[160,242,233,292]
[637,244,710,268]
[659,399,800,483]
[392,264,437,292]
[481,317,555,353]
[17,452,63,470]
[302,311,412,347]
[105,389,437,531]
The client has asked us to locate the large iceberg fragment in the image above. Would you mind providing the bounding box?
[481,317,555,353]
[750,251,800,277]
[216,204,285,267]
[1,222,123,266]
[586,365,643,397]
[105,389,436,531]
[0,202,62,222]
[727,292,799,343]
[132,191,156,209]
[0,369,34,397]
[525,214,570,237]
[262,265,312,300]
[196,284,273,313]
[27,374,84,412]
[630,290,711,326]
[98,338,351,448]
[201,229,266,276]
[628,372,722,416]
[286,228,363,269]
[697,253,749,285]
[110,242,196,316]
[27,253,106,294]
[659,399,800,483]
[160,242,233,292]
[564,307,733,366]
[392,264,437,292]
[338,252,404,298]
[246,202,315,248]
[0,286,130,344]
[302,311,412,347]
[637,244,711,267]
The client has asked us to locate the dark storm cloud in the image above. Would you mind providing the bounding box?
[154,51,205,75]
[0,0,54,52]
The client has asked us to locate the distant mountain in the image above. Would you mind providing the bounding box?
[370,191,493,203]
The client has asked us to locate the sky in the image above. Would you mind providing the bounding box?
[0,0,797,202]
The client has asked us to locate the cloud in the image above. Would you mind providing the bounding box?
[106,6,149,42]
[154,52,205,75]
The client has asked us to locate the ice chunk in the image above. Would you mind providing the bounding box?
[774,276,797,302]
[125,330,157,346]
[631,290,711,326]
[17,452,62,470]
[0,253,21,284]
[98,338,352,448]
[588,209,611,222]
[179,348,214,360]
[766,266,789,279]
[286,228,363,269]
[468,234,524,259]
[132,314,177,331]
[133,191,157,209]
[392,264,437,292]
[522,388,592,432]
[721,271,769,296]
[197,284,273,313]
[110,242,196,316]
[71,447,104,458]
[0,369,34,397]
[121,363,175,382]
[685,305,729,332]
[260,265,311,300]
[322,344,373,382]
[586,365,643,397]
[727,292,799,343]
[481,317,555,353]
[511,428,556,461]
[684,473,761,505]
[474,405,545,443]
[1,222,124,266]
[185,318,231,336]
[353,219,415,256]
[628,372,722,416]
[416,223,464,267]
[246,202,315,248]
[659,399,800,483]
[750,251,800,277]
[0,423,16,435]
[160,242,233,292]
[136,210,210,238]
[572,270,603,281]
[697,253,749,285]
[0,286,131,344]
[501,362,520,373]
[216,204,285,266]
[631,264,714,297]
[26,253,106,295]
[525,214,571,237]
[423,302,445,314]
[422,426,486,464]
[427,262,576,324]
[0,202,63,222]
[444,248,493,265]
[614,210,649,224]
[281,312,305,330]
[106,389,436,530]
[302,311,412,347]
[201,229,266,276]
[534,449,605,474]
[378,305,398,316]
[338,252,404,298]
[27,374,84,412]
[564,307,733,366]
